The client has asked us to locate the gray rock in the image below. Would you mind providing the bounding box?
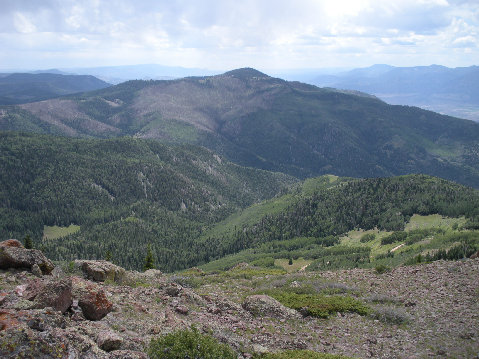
[97,330,123,352]
[74,260,126,283]
[242,294,301,319]
[0,244,54,274]
[33,278,73,313]
[31,264,42,277]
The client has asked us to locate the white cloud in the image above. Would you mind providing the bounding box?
[0,0,477,70]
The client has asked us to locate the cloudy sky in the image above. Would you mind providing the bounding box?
[0,0,477,72]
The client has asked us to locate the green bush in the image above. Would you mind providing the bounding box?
[254,350,354,359]
[148,327,237,359]
[360,233,376,243]
[374,264,390,274]
[268,291,370,318]
[250,256,276,268]
[381,231,407,245]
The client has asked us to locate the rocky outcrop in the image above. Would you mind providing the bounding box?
[71,277,113,321]
[0,240,54,275]
[75,260,126,283]
[243,295,301,319]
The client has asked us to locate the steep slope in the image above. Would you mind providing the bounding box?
[310,64,479,121]
[0,132,295,271]
[2,68,479,187]
[0,73,111,105]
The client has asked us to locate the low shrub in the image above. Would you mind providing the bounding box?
[267,291,370,318]
[370,306,411,325]
[374,264,390,274]
[381,231,407,245]
[148,327,237,359]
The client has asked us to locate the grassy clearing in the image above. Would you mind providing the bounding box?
[43,224,80,240]
[275,258,312,272]
[405,214,466,230]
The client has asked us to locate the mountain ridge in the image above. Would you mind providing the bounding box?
[1,68,479,188]
[0,73,111,105]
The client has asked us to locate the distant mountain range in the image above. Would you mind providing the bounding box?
[0,73,111,105]
[308,64,479,122]
[60,64,218,84]
[1,67,479,188]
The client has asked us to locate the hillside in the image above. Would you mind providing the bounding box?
[1,68,479,187]
[200,174,479,271]
[0,73,111,105]
[309,64,479,122]
[0,132,295,271]
[2,133,478,273]
[0,240,478,358]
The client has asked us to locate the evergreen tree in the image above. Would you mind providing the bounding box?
[24,235,33,249]
[143,243,156,271]
[105,250,113,262]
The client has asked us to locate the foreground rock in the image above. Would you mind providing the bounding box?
[75,260,126,283]
[0,240,54,275]
[33,278,72,313]
[243,294,301,319]
[72,277,113,320]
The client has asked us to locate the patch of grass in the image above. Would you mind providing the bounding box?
[148,327,236,359]
[221,267,286,280]
[405,214,466,231]
[275,258,312,272]
[43,224,80,240]
[254,350,354,359]
[266,291,370,318]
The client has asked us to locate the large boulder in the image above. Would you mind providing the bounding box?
[71,277,113,321]
[33,278,72,313]
[0,241,54,274]
[74,260,126,283]
[242,294,301,319]
[15,278,73,313]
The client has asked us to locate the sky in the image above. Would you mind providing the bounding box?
[0,0,477,72]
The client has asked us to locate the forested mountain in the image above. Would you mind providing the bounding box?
[203,175,479,257]
[1,131,478,272]
[0,132,295,271]
[0,73,111,105]
[1,68,479,187]
[309,64,479,122]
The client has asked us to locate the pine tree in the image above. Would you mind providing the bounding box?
[143,244,156,271]
[24,235,33,249]
[105,250,113,262]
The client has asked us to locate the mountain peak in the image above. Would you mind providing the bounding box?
[223,68,270,79]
